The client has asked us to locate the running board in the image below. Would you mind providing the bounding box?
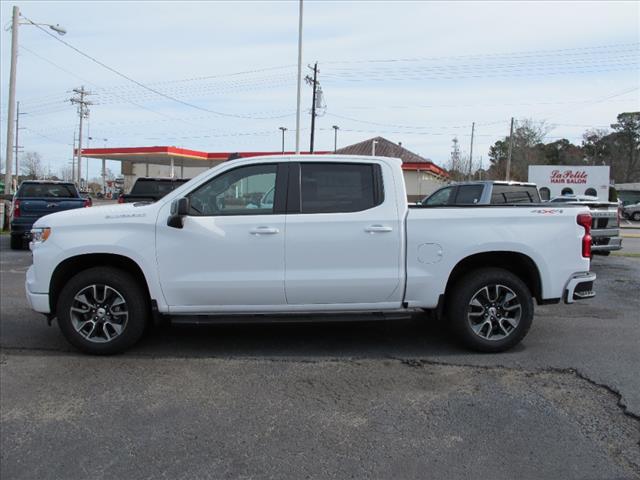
[169,311,414,326]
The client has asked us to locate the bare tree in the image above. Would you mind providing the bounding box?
[447,137,467,181]
[20,152,44,180]
[59,166,74,181]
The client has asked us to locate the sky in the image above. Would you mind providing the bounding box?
[1,0,639,179]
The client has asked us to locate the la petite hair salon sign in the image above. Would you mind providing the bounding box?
[550,170,588,184]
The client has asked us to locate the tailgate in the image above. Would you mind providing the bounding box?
[18,198,85,219]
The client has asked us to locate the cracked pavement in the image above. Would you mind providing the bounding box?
[1,235,639,479]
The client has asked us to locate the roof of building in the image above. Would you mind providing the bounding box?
[335,136,448,177]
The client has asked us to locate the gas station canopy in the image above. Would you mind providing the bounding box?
[79,146,321,168]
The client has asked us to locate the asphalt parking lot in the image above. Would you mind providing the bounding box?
[1,234,639,479]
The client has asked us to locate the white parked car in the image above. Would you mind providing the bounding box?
[26,155,596,355]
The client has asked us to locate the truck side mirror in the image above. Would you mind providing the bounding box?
[167,197,190,229]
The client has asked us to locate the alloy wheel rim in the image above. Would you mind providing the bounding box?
[467,284,522,341]
[70,284,128,343]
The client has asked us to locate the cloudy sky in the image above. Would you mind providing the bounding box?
[1,0,639,178]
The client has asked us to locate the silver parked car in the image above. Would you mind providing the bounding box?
[623,202,640,221]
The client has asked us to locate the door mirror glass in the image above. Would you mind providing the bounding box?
[168,197,190,228]
[171,197,190,215]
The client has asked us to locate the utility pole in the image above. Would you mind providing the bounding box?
[4,6,19,194]
[332,125,339,153]
[70,86,93,189]
[279,127,287,153]
[4,7,65,194]
[295,0,303,155]
[71,130,77,183]
[372,140,378,156]
[305,62,319,153]
[506,117,514,181]
[468,122,475,180]
[14,101,26,189]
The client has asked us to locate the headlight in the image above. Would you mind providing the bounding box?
[31,227,52,244]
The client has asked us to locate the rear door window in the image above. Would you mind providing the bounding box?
[491,185,540,204]
[299,163,381,214]
[454,185,483,204]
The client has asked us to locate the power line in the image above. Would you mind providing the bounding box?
[21,13,296,121]
[321,42,640,65]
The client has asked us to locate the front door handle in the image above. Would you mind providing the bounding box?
[249,226,280,235]
[365,225,393,233]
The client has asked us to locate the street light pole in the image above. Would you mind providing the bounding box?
[279,127,287,153]
[294,0,303,155]
[332,125,339,153]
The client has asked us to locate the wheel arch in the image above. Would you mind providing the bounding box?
[444,251,543,305]
[49,253,152,314]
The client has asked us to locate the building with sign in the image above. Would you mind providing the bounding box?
[528,165,611,200]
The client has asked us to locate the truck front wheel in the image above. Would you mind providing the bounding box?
[447,268,533,353]
[56,267,148,355]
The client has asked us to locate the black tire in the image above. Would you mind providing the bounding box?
[56,267,148,355]
[632,212,640,222]
[447,268,534,353]
[10,234,23,250]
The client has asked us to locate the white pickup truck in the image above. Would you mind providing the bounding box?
[26,155,596,355]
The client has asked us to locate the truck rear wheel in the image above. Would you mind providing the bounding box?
[56,267,148,355]
[447,268,533,353]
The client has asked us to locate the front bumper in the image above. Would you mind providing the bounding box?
[25,265,51,314]
[564,272,596,304]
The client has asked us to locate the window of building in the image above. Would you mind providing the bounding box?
[188,164,277,216]
[561,187,574,195]
[585,188,597,197]
[300,163,381,214]
[539,187,551,200]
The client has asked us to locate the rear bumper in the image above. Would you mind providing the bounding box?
[564,272,596,304]
[10,220,35,237]
[591,236,622,252]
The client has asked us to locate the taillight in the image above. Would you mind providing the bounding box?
[117,195,124,204]
[12,199,21,218]
[577,213,592,258]
[83,198,92,208]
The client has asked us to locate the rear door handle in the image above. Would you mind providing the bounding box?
[249,226,280,235]
[365,225,393,233]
